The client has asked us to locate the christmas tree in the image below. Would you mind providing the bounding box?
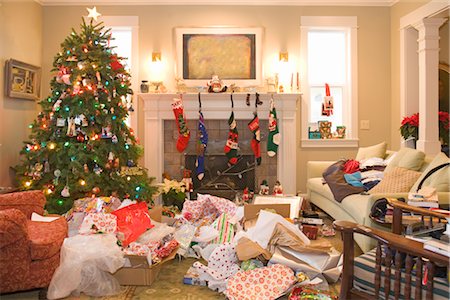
[15,17,156,214]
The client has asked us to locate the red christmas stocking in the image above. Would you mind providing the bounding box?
[172,97,190,152]
[248,114,261,165]
[224,112,239,165]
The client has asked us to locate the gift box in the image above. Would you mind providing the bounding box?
[318,121,332,139]
[301,224,319,240]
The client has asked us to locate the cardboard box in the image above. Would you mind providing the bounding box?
[243,203,291,230]
[112,205,172,286]
[113,247,177,286]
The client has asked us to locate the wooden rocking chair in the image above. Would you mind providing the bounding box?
[334,198,449,300]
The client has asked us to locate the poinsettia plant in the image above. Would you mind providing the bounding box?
[157,178,186,210]
[400,111,449,146]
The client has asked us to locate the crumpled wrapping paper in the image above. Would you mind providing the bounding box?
[79,212,117,235]
[269,246,342,283]
[174,223,197,257]
[182,193,237,222]
[192,243,240,292]
[225,264,296,300]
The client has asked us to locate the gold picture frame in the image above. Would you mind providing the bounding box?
[5,59,41,100]
[175,27,263,87]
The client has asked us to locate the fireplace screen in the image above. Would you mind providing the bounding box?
[185,155,255,199]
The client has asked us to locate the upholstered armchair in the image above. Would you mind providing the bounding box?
[0,190,68,294]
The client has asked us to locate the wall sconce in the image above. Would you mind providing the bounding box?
[149,51,165,92]
[279,52,289,62]
[152,52,161,62]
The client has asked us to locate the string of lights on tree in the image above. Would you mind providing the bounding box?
[15,9,156,213]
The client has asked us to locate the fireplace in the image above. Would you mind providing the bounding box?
[185,154,255,199]
[138,92,299,196]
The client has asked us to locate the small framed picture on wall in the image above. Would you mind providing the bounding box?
[5,59,41,100]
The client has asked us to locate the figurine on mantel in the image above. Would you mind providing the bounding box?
[207,75,227,93]
[259,179,269,195]
[273,180,283,196]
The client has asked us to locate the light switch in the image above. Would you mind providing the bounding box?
[360,120,370,130]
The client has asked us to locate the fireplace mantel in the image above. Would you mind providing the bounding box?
[138,92,300,195]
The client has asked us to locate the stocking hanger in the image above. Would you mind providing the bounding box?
[230,92,234,110]
[198,92,202,112]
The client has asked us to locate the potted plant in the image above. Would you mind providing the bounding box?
[158,178,186,210]
[400,111,449,152]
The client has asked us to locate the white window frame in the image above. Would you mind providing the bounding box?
[99,16,139,135]
[300,16,358,148]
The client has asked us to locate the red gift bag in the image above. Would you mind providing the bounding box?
[111,202,154,247]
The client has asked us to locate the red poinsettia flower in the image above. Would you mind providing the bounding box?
[400,111,449,145]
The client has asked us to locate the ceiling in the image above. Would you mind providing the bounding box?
[35,0,399,6]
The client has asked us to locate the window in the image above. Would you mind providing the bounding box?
[101,16,139,131]
[300,16,358,147]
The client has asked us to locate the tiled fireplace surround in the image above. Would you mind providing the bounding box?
[138,93,299,196]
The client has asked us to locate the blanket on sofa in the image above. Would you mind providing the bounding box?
[322,160,365,202]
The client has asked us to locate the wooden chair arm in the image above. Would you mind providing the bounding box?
[387,198,448,219]
[333,220,449,265]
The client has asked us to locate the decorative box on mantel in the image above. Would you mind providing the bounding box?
[138,93,300,196]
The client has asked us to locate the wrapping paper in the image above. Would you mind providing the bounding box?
[240,210,310,250]
[122,241,160,256]
[269,246,342,283]
[182,193,237,222]
[226,264,296,300]
[155,239,179,259]
[78,213,117,235]
[211,213,234,244]
[193,243,240,292]
[174,223,197,257]
[236,237,272,261]
[111,202,154,247]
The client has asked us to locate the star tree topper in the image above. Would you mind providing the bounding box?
[86,6,101,21]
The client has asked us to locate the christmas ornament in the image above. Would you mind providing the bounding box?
[93,164,102,175]
[224,94,238,165]
[66,117,76,137]
[321,83,334,116]
[207,75,227,93]
[77,133,85,142]
[61,186,70,197]
[80,114,88,127]
[172,96,190,152]
[273,180,283,195]
[108,152,114,161]
[127,160,134,167]
[92,186,100,194]
[114,158,120,168]
[54,169,61,185]
[110,55,124,71]
[84,164,89,173]
[267,95,280,157]
[86,6,101,21]
[44,160,50,173]
[53,99,62,112]
[196,94,208,180]
[111,135,118,144]
[259,180,269,195]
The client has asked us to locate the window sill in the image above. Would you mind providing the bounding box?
[301,138,359,148]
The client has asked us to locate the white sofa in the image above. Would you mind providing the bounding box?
[306,150,450,253]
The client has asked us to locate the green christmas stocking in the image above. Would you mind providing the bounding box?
[267,97,280,157]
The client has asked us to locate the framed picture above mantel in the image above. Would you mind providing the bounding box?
[174,27,263,87]
[4,59,41,101]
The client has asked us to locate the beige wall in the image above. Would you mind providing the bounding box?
[42,5,392,192]
[0,0,42,187]
[440,21,449,65]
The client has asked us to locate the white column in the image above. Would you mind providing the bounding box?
[399,26,419,147]
[413,18,446,155]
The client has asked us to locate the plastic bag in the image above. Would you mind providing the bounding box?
[47,234,125,299]
[111,201,153,247]
[137,221,175,244]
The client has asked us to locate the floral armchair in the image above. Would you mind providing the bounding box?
[0,190,68,294]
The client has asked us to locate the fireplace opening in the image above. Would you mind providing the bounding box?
[185,154,255,200]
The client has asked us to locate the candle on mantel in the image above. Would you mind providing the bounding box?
[290,73,293,91]
[296,72,299,91]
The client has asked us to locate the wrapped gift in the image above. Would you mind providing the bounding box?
[318,121,332,139]
[78,212,117,234]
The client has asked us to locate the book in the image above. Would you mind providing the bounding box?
[406,200,439,208]
[424,239,450,257]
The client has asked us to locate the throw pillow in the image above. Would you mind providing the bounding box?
[369,167,422,194]
[355,142,387,161]
[384,147,425,172]
[410,152,450,193]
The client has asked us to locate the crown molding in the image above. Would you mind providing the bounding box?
[35,0,399,7]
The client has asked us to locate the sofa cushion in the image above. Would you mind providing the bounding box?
[340,194,373,225]
[369,167,422,194]
[410,152,450,193]
[307,178,335,200]
[356,142,387,161]
[0,191,46,219]
[385,148,425,172]
[27,217,67,260]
